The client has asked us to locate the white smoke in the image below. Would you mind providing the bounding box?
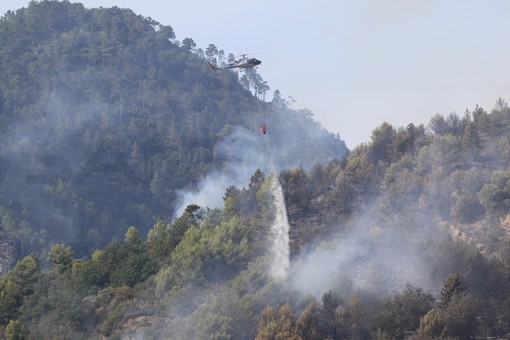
[287,204,438,299]
[173,126,268,216]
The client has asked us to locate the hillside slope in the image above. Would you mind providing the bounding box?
[0,1,347,256]
[1,2,509,339]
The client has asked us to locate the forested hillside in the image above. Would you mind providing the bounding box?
[0,1,347,258]
[1,1,510,340]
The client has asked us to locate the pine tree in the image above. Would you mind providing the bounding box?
[440,273,464,309]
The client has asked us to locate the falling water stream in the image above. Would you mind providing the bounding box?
[268,174,290,280]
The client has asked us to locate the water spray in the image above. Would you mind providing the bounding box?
[262,131,290,280]
[268,174,290,280]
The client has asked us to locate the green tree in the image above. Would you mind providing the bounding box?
[239,169,265,216]
[91,244,124,287]
[446,112,463,136]
[47,242,74,273]
[461,109,481,160]
[375,285,433,340]
[328,153,374,216]
[68,257,104,294]
[309,162,331,197]
[428,113,448,136]
[168,215,251,286]
[181,37,196,52]
[154,265,173,297]
[158,25,175,40]
[205,43,219,65]
[4,319,29,340]
[255,304,301,340]
[345,293,367,339]
[0,277,22,324]
[440,273,464,309]
[320,290,341,340]
[223,185,240,218]
[368,122,395,164]
[191,288,258,339]
[280,167,311,210]
[472,105,489,138]
[441,293,478,338]
[9,255,41,296]
[0,255,41,324]
[193,310,233,340]
[170,204,201,247]
[428,113,462,136]
[146,220,171,262]
[452,193,485,223]
[480,170,510,215]
[296,299,320,340]
[124,226,141,247]
[413,309,443,339]
[110,226,157,287]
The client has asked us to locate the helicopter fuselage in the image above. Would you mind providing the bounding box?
[209,57,261,70]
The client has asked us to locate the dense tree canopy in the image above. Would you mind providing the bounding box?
[1,1,510,339]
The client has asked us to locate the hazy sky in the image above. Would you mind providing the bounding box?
[2,1,510,148]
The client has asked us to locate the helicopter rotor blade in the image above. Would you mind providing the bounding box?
[237,52,259,59]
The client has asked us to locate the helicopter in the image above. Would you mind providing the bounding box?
[208,54,261,70]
